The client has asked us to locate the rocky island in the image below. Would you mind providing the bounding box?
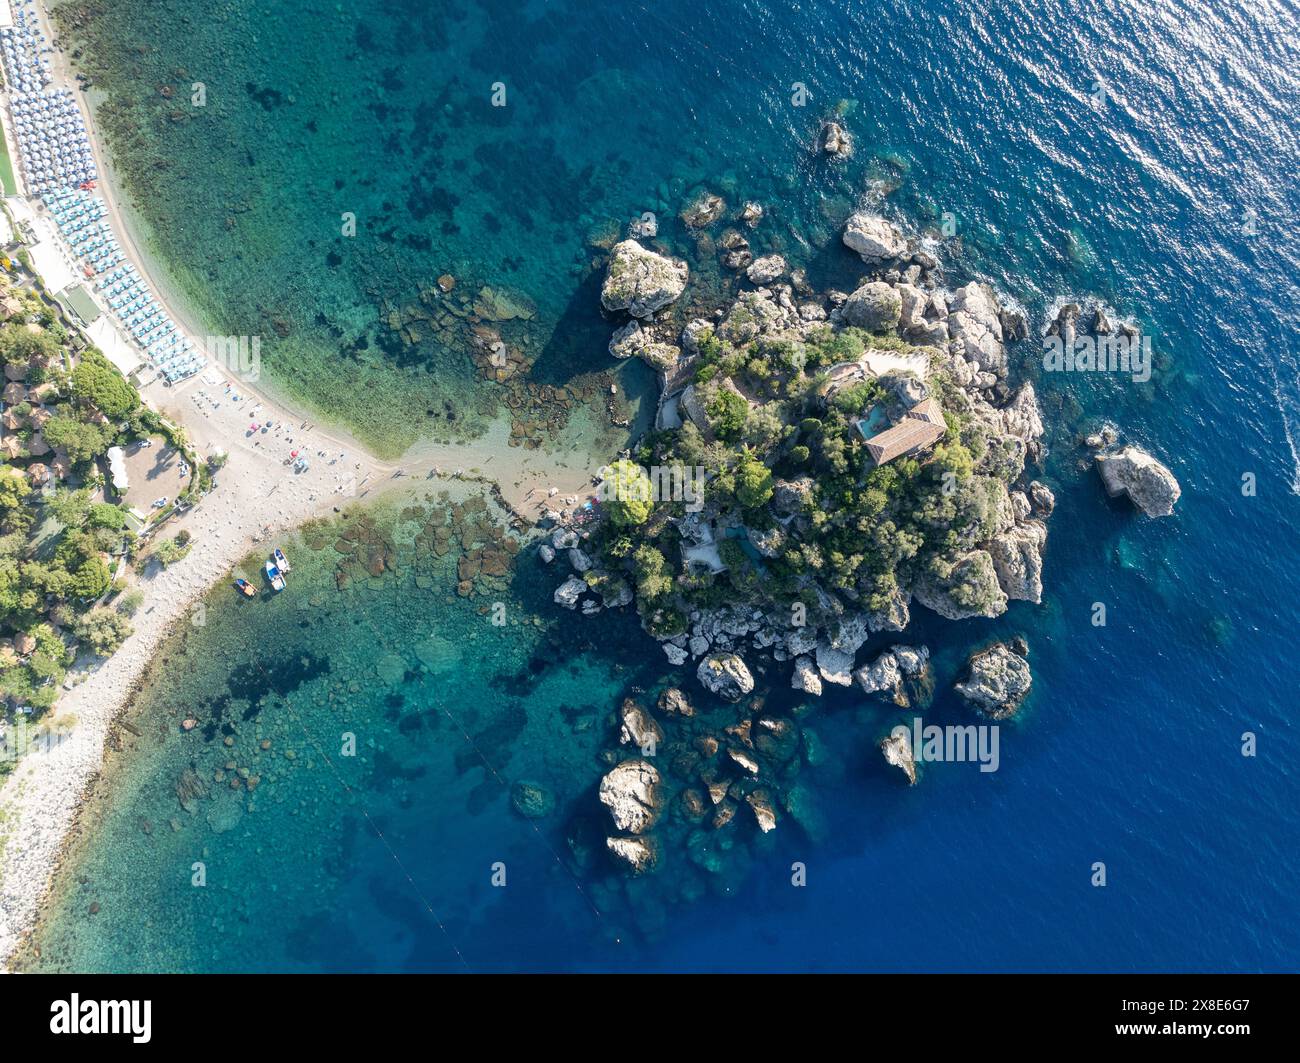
[547,203,1182,877]
[569,210,1052,687]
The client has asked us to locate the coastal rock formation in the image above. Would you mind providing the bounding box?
[956,642,1032,718]
[791,654,823,695]
[880,728,917,785]
[947,282,1006,373]
[1095,445,1181,517]
[598,759,661,834]
[619,698,664,749]
[820,120,853,157]
[914,550,1009,620]
[746,254,786,285]
[815,642,855,687]
[696,652,754,701]
[554,576,587,609]
[987,520,1048,603]
[601,240,689,318]
[853,649,902,695]
[680,191,727,229]
[657,687,695,717]
[841,281,903,332]
[606,835,658,874]
[842,211,906,261]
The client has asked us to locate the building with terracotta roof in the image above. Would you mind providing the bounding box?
[863,398,948,466]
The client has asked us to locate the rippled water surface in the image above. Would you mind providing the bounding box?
[24,0,1300,970]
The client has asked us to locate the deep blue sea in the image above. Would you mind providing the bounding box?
[26,0,1300,971]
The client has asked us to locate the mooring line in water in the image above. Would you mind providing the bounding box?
[342,554,613,934]
[431,706,610,928]
[250,658,474,972]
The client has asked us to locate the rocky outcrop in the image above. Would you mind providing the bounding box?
[601,240,689,318]
[853,650,901,695]
[820,120,853,158]
[791,654,823,695]
[657,687,694,717]
[681,191,727,229]
[606,835,658,874]
[553,576,587,609]
[815,642,854,687]
[955,642,1032,718]
[746,790,778,832]
[841,281,903,333]
[598,759,661,834]
[880,727,917,785]
[913,550,1008,620]
[947,282,1006,373]
[987,520,1047,603]
[696,652,755,701]
[746,254,786,285]
[1029,480,1056,516]
[1095,445,1181,517]
[843,211,906,261]
[619,699,663,749]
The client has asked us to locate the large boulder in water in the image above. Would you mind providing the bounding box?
[956,642,1032,718]
[601,240,689,318]
[696,652,754,701]
[880,727,917,785]
[598,759,661,834]
[1095,445,1181,517]
[843,211,907,261]
[606,835,658,874]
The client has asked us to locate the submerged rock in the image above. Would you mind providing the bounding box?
[956,642,1032,718]
[1095,445,1181,517]
[511,780,555,819]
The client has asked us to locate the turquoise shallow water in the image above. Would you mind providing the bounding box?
[23,0,1300,970]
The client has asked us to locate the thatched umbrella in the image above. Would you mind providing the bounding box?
[26,463,49,486]
[1,408,23,431]
[51,450,71,479]
[2,382,25,404]
[28,406,50,430]
[29,382,57,403]
[27,432,49,457]
[14,631,36,655]
[4,362,27,382]
[1,435,22,459]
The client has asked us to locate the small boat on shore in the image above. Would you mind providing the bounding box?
[273,547,291,573]
[264,561,286,592]
[233,578,256,598]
